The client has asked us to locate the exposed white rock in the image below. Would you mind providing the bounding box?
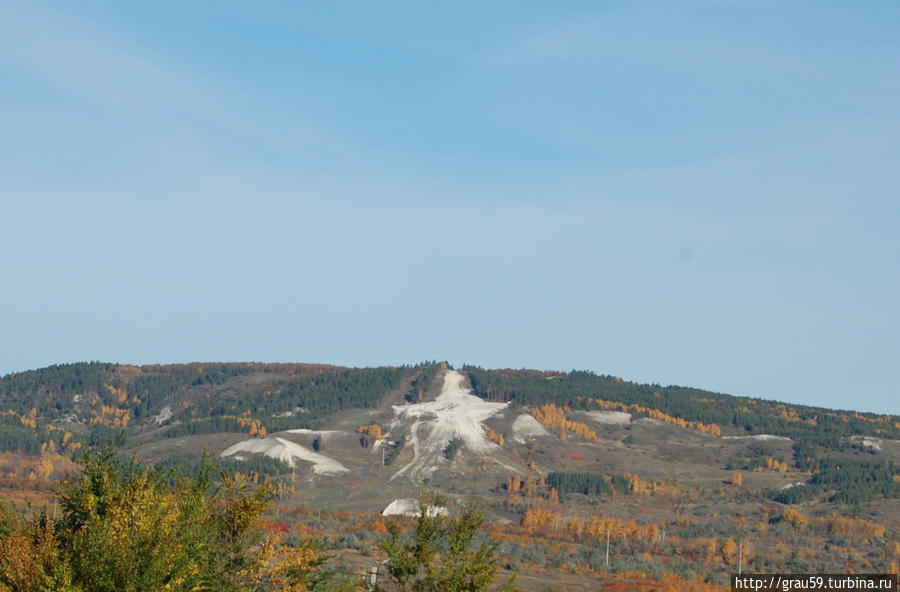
[511,413,549,443]
[382,498,448,517]
[221,436,349,475]
[636,417,665,426]
[152,406,173,426]
[390,370,508,480]
[285,428,344,436]
[722,434,792,442]
[850,436,882,451]
[781,481,806,490]
[583,410,632,425]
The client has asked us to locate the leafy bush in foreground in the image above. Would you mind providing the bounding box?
[0,448,323,592]
[379,495,517,592]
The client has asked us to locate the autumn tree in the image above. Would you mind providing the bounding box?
[0,507,75,592]
[484,428,504,448]
[379,496,516,592]
[781,508,808,528]
[0,447,324,592]
[357,424,383,440]
[721,537,738,563]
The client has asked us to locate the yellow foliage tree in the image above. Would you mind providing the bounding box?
[782,508,808,528]
[721,537,738,562]
[0,448,325,592]
[530,404,597,441]
[484,428,504,447]
[357,424,383,440]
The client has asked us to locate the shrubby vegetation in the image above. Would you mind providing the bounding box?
[769,456,900,505]
[406,362,442,403]
[383,438,406,466]
[546,471,612,497]
[379,495,516,592]
[443,438,463,461]
[0,448,324,591]
[156,453,293,481]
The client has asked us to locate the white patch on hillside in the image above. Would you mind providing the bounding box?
[283,428,352,449]
[722,434,792,442]
[511,413,549,443]
[382,498,448,517]
[583,411,632,425]
[221,437,349,475]
[851,436,882,451]
[285,429,344,438]
[636,417,664,426]
[492,458,521,473]
[390,370,508,480]
[152,406,173,426]
[781,481,806,490]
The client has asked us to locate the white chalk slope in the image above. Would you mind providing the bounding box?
[721,434,792,442]
[221,436,349,475]
[511,413,549,443]
[382,498,448,517]
[583,410,632,425]
[391,370,508,480]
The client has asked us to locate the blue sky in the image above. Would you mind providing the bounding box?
[1,1,898,413]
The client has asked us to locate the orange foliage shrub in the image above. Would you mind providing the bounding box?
[764,457,789,472]
[485,427,505,447]
[356,424,383,440]
[826,516,885,538]
[782,508,808,527]
[105,384,129,404]
[587,398,722,435]
[530,404,597,441]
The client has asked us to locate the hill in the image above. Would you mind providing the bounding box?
[1,361,898,589]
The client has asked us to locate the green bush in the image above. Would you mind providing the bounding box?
[0,447,324,592]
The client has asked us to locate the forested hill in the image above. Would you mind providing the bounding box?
[0,361,437,454]
[0,361,896,457]
[465,366,900,445]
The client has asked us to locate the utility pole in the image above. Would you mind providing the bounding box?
[367,565,378,591]
[606,528,610,567]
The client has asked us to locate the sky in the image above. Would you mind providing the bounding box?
[1,1,898,414]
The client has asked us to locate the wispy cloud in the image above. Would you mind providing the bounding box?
[480,3,819,73]
[0,1,219,121]
[0,0,365,170]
